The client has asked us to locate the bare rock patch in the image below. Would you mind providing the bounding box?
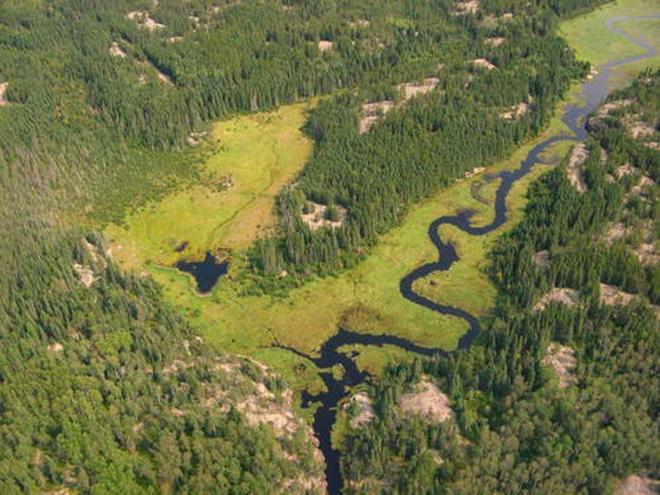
[616,163,636,179]
[0,82,9,106]
[614,475,660,495]
[48,342,64,353]
[500,100,531,120]
[603,222,628,245]
[318,40,334,52]
[453,0,480,15]
[359,100,395,134]
[532,250,550,269]
[600,283,638,306]
[73,263,96,288]
[344,391,374,428]
[486,36,505,47]
[301,201,347,230]
[472,58,497,71]
[399,376,453,424]
[127,11,165,31]
[398,77,440,101]
[566,143,588,193]
[533,288,580,312]
[109,42,127,58]
[543,343,577,388]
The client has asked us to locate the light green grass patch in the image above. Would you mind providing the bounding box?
[560,0,660,71]
[105,101,314,270]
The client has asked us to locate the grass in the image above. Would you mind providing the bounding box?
[105,101,314,270]
[104,0,660,393]
[560,0,660,80]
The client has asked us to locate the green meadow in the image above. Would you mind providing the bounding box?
[106,101,314,270]
[560,0,660,84]
[104,0,660,392]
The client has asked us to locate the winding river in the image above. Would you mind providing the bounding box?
[280,14,659,495]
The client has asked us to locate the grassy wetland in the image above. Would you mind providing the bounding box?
[102,0,660,396]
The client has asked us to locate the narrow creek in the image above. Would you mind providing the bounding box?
[283,15,659,495]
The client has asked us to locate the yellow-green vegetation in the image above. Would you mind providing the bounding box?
[146,114,565,376]
[105,2,660,391]
[106,101,314,270]
[560,0,660,79]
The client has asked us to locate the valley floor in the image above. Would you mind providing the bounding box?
[103,0,660,402]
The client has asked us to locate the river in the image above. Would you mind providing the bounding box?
[284,14,659,495]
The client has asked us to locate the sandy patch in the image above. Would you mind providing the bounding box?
[486,36,505,47]
[472,58,496,71]
[344,392,374,428]
[318,40,334,52]
[566,143,588,193]
[543,342,576,388]
[109,42,127,58]
[532,250,550,269]
[453,0,480,14]
[398,77,440,101]
[359,100,395,134]
[614,475,660,495]
[399,376,453,424]
[0,82,8,106]
[127,11,165,31]
[500,101,530,120]
[301,201,347,230]
[533,288,580,312]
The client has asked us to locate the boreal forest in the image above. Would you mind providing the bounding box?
[339,72,660,494]
[0,0,657,494]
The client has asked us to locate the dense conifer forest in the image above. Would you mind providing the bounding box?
[339,71,659,494]
[0,233,326,493]
[3,0,655,494]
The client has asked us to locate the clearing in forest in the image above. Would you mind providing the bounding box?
[105,101,314,270]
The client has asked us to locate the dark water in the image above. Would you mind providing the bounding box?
[176,251,228,293]
[282,15,659,495]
